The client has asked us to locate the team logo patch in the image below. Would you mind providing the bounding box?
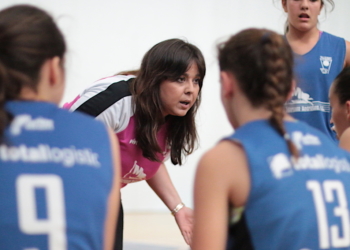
[285,87,331,113]
[123,161,146,180]
[320,56,332,74]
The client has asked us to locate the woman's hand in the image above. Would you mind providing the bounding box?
[174,206,193,246]
[146,163,193,245]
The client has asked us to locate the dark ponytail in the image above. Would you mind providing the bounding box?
[218,28,299,159]
[0,4,66,140]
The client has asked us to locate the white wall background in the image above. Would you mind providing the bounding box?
[1,0,350,212]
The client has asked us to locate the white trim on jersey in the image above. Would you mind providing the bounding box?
[69,75,135,133]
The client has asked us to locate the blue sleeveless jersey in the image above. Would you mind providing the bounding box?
[0,101,115,250]
[285,32,346,142]
[226,120,350,250]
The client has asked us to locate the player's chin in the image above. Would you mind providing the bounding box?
[170,109,190,117]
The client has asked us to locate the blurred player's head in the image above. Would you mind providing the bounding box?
[329,67,350,138]
[0,4,66,137]
[218,28,298,158]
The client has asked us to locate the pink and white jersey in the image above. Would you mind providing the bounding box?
[64,75,170,187]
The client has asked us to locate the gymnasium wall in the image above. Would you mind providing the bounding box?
[1,0,350,212]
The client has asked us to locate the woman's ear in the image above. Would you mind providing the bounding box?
[49,56,64,87]
[346,101,350,120]
[317,2,324,16]
[220,71,235,99]
[44,56,65,104]
[282,0,288,13]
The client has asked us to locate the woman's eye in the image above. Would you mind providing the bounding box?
[194,78,201,84]
[177,77,185,83]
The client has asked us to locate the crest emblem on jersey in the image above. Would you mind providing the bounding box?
[291,87,313,104]
[320,56,332,74]
[269,153,293,179]
[285,87,331,113]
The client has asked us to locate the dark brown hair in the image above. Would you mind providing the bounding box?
[130,38,205,165]
[0,4,66,139]
[218,28,298,158]
[332,67,350,105]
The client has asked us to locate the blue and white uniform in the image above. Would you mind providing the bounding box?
[285,32,346,142]
[226,120,350,250]
[0,101,115,250]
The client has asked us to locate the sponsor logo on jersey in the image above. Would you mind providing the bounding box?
[269,153,293,179]
[320,56,332,74]
[0,144,100,167]
[122,161,146,183]
[285,87,330,113]
[292,131,321,150]
[269,152,350,179]
[10,114,54,136]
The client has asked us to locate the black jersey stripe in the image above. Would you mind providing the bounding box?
[74,78,133,117]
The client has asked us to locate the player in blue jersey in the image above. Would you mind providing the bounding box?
[192,28,350,250]
[0,5,121,250]
[282,0,350,142]
[329,67,350,151]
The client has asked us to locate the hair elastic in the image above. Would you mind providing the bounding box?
[261,32,271,45]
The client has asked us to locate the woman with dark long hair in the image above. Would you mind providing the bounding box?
[64,38,206,249]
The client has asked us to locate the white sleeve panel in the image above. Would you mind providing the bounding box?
[95,96,134,133]
[69,75,135,133]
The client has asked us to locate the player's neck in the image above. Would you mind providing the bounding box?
[286,27,320,55]
[235,105,273,128]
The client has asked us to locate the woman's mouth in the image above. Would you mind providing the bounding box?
[180,101,190,108]
[299,13,310,20]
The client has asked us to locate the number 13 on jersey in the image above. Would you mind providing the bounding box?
[307,180,350,249]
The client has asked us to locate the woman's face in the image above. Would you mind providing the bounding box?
[282,0,323,33]
[160,62,201,117]
[329,85,350,139]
